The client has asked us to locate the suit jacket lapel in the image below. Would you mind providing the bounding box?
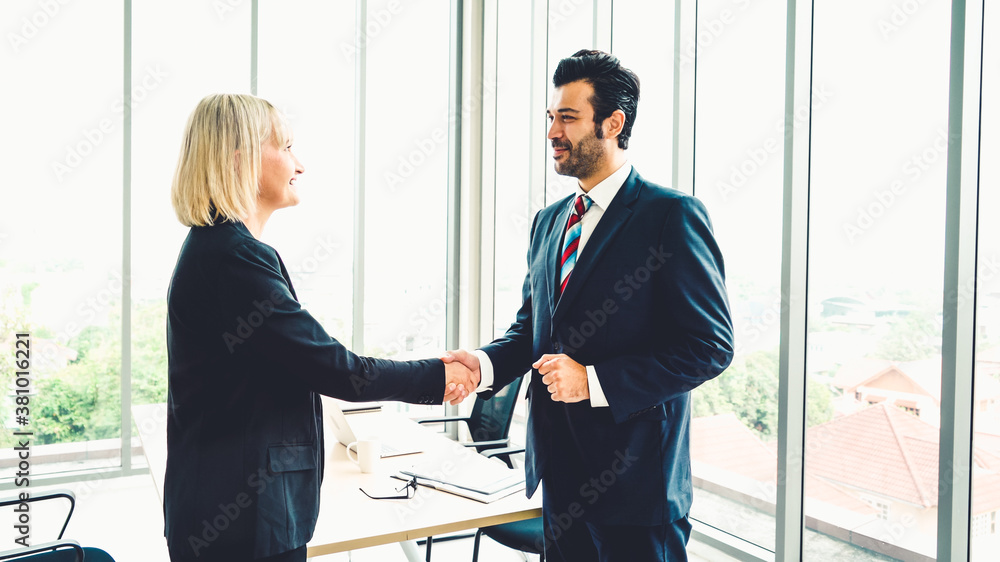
[552,170,642,329]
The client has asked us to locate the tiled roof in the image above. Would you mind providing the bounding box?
[973,472,1000,514]
[974,432,1000,471]
[694,408,1000,514]
[808,404,938,507]
[978,346,1000,365]
[831,356,1000,401]
[691,413,775,483]
[692,414,874,515]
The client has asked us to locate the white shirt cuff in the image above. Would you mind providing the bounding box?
[473,350,494,393]
[587,365,609,407]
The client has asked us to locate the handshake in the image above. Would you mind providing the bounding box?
[439,349,591,406]
[440,349,481,405]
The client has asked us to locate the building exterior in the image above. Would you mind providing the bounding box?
[693,405,1000,559]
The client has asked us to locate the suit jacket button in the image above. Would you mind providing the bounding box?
[553,343,563,353]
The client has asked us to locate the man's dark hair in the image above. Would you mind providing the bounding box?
[552,49,640,150]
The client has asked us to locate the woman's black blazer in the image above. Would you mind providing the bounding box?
[164,220,443,559]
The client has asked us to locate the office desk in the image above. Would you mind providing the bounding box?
[132,403,542,559]
[308,409,542,558]
[132,402,168,503]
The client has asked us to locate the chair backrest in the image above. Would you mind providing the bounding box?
[466,377,524,450]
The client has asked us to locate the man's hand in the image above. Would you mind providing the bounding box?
[443,359,476,405]
[533,354,589,403]
[441,349,482,391]
[442,350,482,405]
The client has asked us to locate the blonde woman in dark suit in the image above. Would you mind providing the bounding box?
[165,94,477,562]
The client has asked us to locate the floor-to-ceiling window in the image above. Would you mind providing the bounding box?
[2,2,127,478]
[691,0,785,554]
[4,2,999,560]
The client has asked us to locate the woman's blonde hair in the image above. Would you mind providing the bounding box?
[171,93,289,227]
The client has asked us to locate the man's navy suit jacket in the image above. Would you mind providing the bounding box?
[480,168,734,526]
[164,220,443,559]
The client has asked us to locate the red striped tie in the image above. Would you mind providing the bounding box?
[559,195,592,295]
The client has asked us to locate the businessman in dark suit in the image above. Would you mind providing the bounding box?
[444,50,734,561]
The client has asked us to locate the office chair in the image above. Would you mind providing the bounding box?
[417,377,524,468]
[472,446,544,562]
[418,378,527,561]
[0,490,115,562]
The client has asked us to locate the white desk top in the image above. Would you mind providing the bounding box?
[131,402,542,557]
[308,408,542,556]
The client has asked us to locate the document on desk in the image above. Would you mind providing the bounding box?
[397,455,526,503]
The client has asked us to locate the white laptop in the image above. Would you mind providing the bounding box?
[326,401,422,458]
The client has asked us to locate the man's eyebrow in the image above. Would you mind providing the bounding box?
[547,107,581,115]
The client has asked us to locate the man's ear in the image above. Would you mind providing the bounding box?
[604,109,626,141]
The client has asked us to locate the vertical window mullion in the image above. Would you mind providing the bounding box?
[444,0,466,423]
[671,0,696,196]
[250,0,258,95]
[938,1,983,560]
[121,0,133,474]
[592,0,613,52]
[529,0,548,209]
[353,0,367,354]
[479,0,499,345]
[775,0,813,559]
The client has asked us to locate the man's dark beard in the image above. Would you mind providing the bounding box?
[553,127,607,180]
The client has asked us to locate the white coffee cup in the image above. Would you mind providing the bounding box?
[346,439,381,473]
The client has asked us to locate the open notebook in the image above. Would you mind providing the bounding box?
[396,454,526,503]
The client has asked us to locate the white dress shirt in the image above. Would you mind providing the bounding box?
[473,162,633,408]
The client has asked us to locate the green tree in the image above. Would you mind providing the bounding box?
[694,349,779,437]
[870,311,939,361]
[32,377,91,443]
[28,299,169,445]
[806,376,834,426]
[130,299,169,406]
[694,348,835,439]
